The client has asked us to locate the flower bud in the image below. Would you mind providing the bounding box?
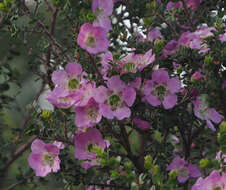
[169,169,178,180]
[200,158,210,168]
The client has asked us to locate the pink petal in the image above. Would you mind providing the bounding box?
[206,120,216,131]
[133,118,150,130]
[31,139,45,153]
[51,70,68,86]
[167,78,181,93]
[65,62,82,78]
[75,106,90,127]
[162,93,177,109]
[114,106,131,120]
[146,94,161,107]
[28,153,42,170]
[208,108,222,124]
[178,176,189,183]
[45,144,59,156]
[93,86,108,103]
[107,75,124,93]
[152,69,169,83]
[122,87,136,107]
[188,164,201,178]
[100,103,114,119]
[52,157,61,172]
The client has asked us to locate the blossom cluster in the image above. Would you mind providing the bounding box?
[77,0,113,54]
[26,0,226,189]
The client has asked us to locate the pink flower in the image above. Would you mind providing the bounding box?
[46,62,85,108]
[167,156,201,183]
[92,0,113,32]
[193,95,222,131]
[166,1,182,11]
[82,160,99,170]
[170,135,180,145]
[186,0,200,10]
[118,52,139,74]
[129,77,142,92]
[147,28,163,42]
[216,151,226,163]
[74,98,102,128]
[178,31,195,46]
[28,139,62,177]
[219,33,226,43]
[191,71,203,81]
[93,17,111,32]
[94,76,136,120]
[192,170,226,190]
[178,27,216,54]
[74,128,109,160]
[136,49,155,71]
[53,141,65,149]
[87,185,101,190]
[162,40,178,57]
[99,51,113,78]
[100,51,113,66]
[133,118,150,130]
[51,62,84,90]
[136,31,145,42]
[76,82,96,107]
[118,49,155,74]
[46,87,81,108]
[144,69,181,109]
[74,128,109,169]
[92,0,113,17]
[194,26,216,39]
[77,23,109,54]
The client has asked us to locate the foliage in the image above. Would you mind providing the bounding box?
[0,0,225,190]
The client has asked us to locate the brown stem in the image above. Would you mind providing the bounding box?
[45,8,59,90]
[19,0,70,61]
[88,54,106,86]
[88,183,129,189]
[120,124,144,174]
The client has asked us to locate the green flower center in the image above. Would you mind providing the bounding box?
[88,143,94,152]
[213,187,222,190]
[68,78,79,89]
[43,153,55,167]
[123,62,136,72]
[109,94,121,109]
[85,35,96,47]
[154,85,167,100]
[87,143,99,154]
[198,102,209,117]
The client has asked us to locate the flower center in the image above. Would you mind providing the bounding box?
[108,94,121,109]
[198,103,209,119]
[68,78,79,89]
[85,35,96,47]
[87,107,98,121]
[88,143,94,152]
[87,143,99,154]
[178,167,189,178]
[43,153,55,167]
[96,8,104,17]
[213,187,222,190]
[58,97,72,104]
[154,85,167,100]
[123,62,136,72]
